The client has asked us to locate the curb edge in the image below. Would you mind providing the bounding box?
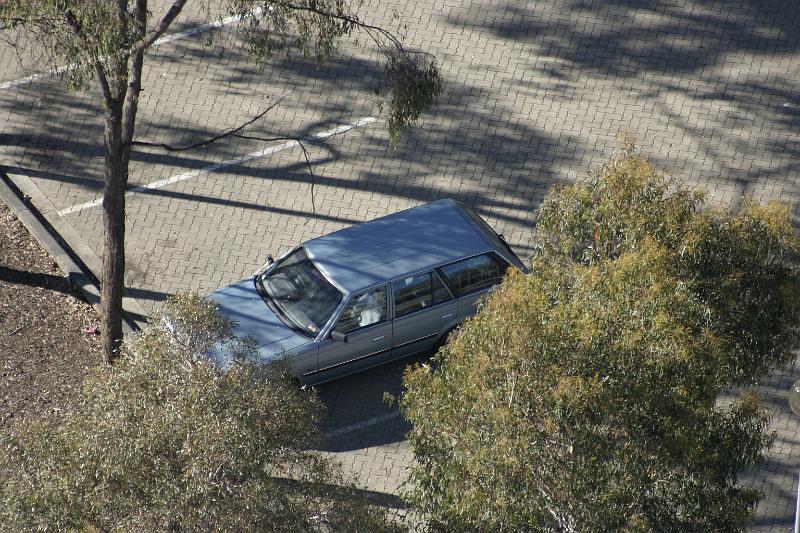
[0,168,147,333]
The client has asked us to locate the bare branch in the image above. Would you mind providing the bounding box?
[232,134,318,216]
[124,98,284,150]
[281,0,402,50]
[124,99,338,216]
[296,140,317,216]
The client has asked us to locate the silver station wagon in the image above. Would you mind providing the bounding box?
[208,199,525,385]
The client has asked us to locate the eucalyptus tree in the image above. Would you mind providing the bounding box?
[0,292,404,531]
[402,145,800,532]
[0,0,441,362]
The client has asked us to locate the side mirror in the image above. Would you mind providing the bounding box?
[330,330,348,343]
[254,254,276,276]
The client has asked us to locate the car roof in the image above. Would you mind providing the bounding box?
[303,199,493,294]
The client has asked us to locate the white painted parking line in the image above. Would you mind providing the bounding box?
[324,410,402,439]
[152,7,262,47]
[57,116,377,217]
[0,8,263,91]
[0,65,74,90]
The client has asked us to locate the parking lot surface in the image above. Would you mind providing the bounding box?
[1,0,798,529]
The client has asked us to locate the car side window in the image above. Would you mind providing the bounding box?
[393,272,452,318]
[439,253,507,297]
[335,286,387,333]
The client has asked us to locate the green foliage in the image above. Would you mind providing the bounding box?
[0,0,142,90]
[533,143,800,385]
[229,0,442,144]
[0,293,402,532]
[380,50,442,146]
[402,145,800,532]
[0,0,443,142]
[231,0,359,64]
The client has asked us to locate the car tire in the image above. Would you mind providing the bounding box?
[432,326,458,358]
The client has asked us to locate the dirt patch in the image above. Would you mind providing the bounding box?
[0,202,100,428]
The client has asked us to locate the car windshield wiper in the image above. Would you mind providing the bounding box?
[254,275,313,337]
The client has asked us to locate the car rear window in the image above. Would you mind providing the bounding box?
[438,253,507,297]
[458,203,518,262]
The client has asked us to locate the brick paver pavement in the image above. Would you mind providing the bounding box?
[1,0,798,529]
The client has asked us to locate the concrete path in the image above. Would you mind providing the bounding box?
[1,0,798,529]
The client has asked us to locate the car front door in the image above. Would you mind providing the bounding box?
[314,286,392,381]
[390,271,457,360]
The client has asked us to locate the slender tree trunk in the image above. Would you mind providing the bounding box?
[101,100,127,363]
[93,0,142,364]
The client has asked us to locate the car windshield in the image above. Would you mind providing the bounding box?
[258,248,343,336]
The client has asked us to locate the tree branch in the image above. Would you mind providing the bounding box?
[234,133,319,215]
[124,98,284,150]
[116,0,128,37]
[93,60,114,104]
[121,0,147,145]
[281,0,402,51]
[57,4,115,103]
[130,0,189,56]
[243,0,435,60]
[133,0,147,28]
[124,99,338,216]
[297,139,316,216]
[60,6,87,45]
[0,17,42,30]
[280,0,437,63]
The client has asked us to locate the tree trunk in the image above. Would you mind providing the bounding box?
[100,101,127,363]
[95,0,142,364]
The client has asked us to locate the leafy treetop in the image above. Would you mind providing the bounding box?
[0,293,404,532]
[402,144,800,532]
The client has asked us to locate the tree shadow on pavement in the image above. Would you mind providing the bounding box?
[442,0,800,208]
[0,265,73,295]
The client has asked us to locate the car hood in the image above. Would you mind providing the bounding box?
[207,278,310,364]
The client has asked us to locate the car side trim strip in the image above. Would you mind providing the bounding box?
[304,346,392,376]
[393,332,438,351]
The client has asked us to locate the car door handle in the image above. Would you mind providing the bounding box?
[372,335,385,342]
[440,313,453,319]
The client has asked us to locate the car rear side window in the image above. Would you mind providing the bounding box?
[335,286,388,333]
[439,253,507,297]
[393,272,451,318]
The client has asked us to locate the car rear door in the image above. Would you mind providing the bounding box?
[390,271,457,360]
